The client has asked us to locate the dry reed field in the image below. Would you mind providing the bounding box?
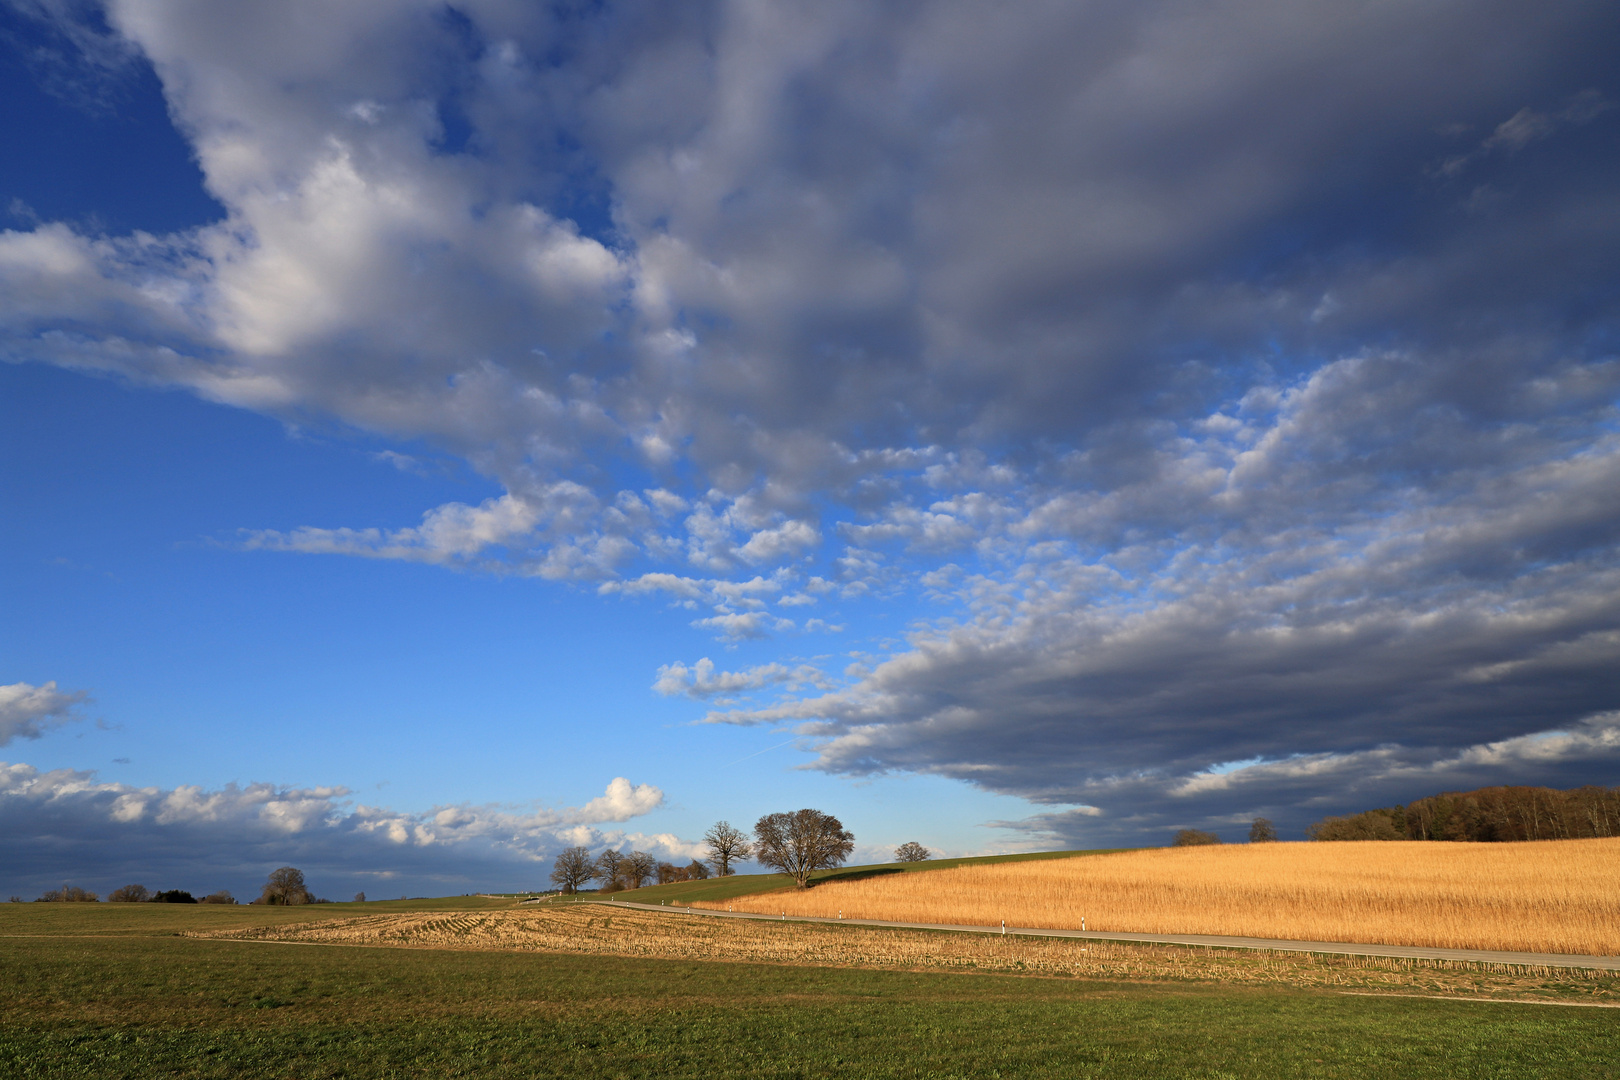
[190,904,1617,1002]
[700,839,1620,955]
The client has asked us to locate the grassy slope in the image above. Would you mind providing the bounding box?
[1,903,1615,1079]
[596,847,1134,906]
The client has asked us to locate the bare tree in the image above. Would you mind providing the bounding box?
[595,849,626,890]
[258,866,312,905]
[894,841,931,863]
[200,890,236,905]
[624,850,657,889]
[1172,829,1221,847]
[1248,817,1278,843]
[684,859,710,880]
[37,885,99,902]
[550,846,596,894]
[353,892,367,903]
[108,884,151,903]
[754,809,856,888]
[703,821,753,876]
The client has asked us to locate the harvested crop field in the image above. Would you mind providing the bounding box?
[699,839,1620,955]
[188,904,1619,1002]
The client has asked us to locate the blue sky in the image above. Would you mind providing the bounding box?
[3,0,1618,901]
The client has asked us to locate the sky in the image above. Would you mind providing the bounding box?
[2,0,1618,902]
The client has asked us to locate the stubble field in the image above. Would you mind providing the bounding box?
[702,839,1620,955]
[194,902,1619,999]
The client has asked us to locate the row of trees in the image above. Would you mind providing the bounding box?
[26,867,342,905]
[551,809,886,893]
[1307,785,1620,842]
[108,885,237,904]
[1171,818,1278,846]
[1170,786,1620,846]
[27,885,232,903]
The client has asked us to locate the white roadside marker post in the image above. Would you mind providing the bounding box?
[1002,920,1006,936]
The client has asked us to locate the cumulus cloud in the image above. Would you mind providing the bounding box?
[0,681,89,745]
[3,1,1618,840]
[571,777,663,822]
[0,766,672,897]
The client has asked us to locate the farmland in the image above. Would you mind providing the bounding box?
[703,839,1620,955]
[3,897,1618,1078]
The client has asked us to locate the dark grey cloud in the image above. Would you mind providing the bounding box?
[1,1,1617,842]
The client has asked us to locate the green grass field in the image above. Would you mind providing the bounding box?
[2,899,1616,1079]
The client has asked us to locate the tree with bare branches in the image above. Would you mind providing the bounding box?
[595,849,626,890]
[624,850,657,888]
[894,841,931,863]
[37,886,98,902]
[108,883,151,903]
[258,866,312,905]
[1248,818,1278,843]
[703,821,753,876]
[550,846,596,894]
[754,809,855,888]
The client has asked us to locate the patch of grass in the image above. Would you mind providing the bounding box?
[2,929,1617,1079]
[611,847,1133,905]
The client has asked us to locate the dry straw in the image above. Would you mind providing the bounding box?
[702,839,1620,955]
[194,906,1617,998]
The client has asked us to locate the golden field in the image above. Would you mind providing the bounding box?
[698,839,1620,955]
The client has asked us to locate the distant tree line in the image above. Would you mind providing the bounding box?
[1307,785,1620,842]
[549,808,872,893]
[28,866,342,904]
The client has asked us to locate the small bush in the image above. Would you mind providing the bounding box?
[153,889,197,903]
[108,884,152,903]
[199,890,236,905]
[1172,829,1221,847]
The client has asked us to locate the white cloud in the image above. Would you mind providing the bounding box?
[2,0,1617,843]
[651,657,831,699]
[571,777,664,822]
[0,681,89,745]
[0,765,675,895]
[691,612,795,642]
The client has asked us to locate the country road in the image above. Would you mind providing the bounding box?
[584,898,1620,972]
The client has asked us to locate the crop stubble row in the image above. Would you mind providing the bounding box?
[193,905,1616,1001]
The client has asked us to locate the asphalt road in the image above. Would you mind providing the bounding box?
[589,897,1620,972]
